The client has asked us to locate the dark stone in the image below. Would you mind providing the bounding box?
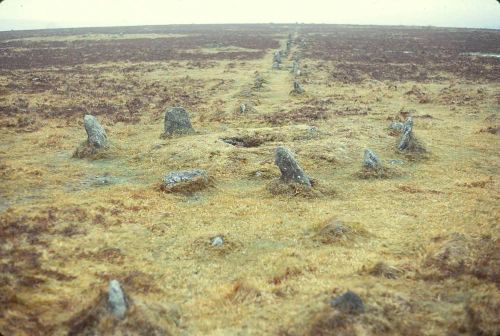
[363,149,381,169]
[330,290,365,315]
[84,115,107,148]
[275,146,311,187]
[398,117,413,151]
[290,80,305,95]
[163,107,194,136]
[107,280,127,319]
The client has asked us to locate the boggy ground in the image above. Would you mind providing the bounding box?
[0,24,499,335]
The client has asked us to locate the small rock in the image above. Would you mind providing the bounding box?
[84,115,107,149]
[388,159,404,165]
[240,103,247,113]
[389,121,404,131]
[107,280,127,319]
[363,149,381,169]
[275,146,311,187]
[330,290,365,315]
[163,107,194,136]
[290,81,305,95]
[211,236,224,247]
[398,117,413,151]
[307,126,319,138]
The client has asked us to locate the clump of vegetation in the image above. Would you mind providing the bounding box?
[313,218,369,245]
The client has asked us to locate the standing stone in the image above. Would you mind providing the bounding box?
[273,51,282,64]
[240,103,247,113]
[363,149,381,170]
[398,117,413,151]
[84,115,107,149]
[163,107,194,136]
[290,81,305,95]
[108,280,127,319]
[291,60,300,76]
[275,146,311,187]
[254,74,265,89]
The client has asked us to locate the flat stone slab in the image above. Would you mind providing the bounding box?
[162,169,209,193]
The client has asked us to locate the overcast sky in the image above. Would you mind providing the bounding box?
[0,0,499,31]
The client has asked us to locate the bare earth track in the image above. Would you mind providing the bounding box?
[0,24,499,335]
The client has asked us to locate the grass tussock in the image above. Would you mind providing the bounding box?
[225,280,262,304]
[186,234,242,258]
[364,262,404,279]
[420,233,499,283]
[72,141,115,160]
[313,218,370,245]
[267,178,335,198]
[356,166,401,179]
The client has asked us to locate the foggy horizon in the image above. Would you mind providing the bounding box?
[1,0,499,32]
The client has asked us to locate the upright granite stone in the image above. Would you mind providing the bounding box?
[398,117,413,151]
[290,80,305,95]
[273,51,282,64]
[107,280,127,319]
[363,149,381,170]
[84,115,107,149]
[275,146,311,187]
[291,60,300,76]
[163,107,194,136]
[272,61,280,70]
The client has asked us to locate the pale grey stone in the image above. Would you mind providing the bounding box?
[163,169,208,187]
[84,115,107,148]
[363,149,381,169]
[398,117,413,151]
[108,280,127,319]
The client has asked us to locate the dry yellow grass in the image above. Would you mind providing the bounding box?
[0,27,499,336]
